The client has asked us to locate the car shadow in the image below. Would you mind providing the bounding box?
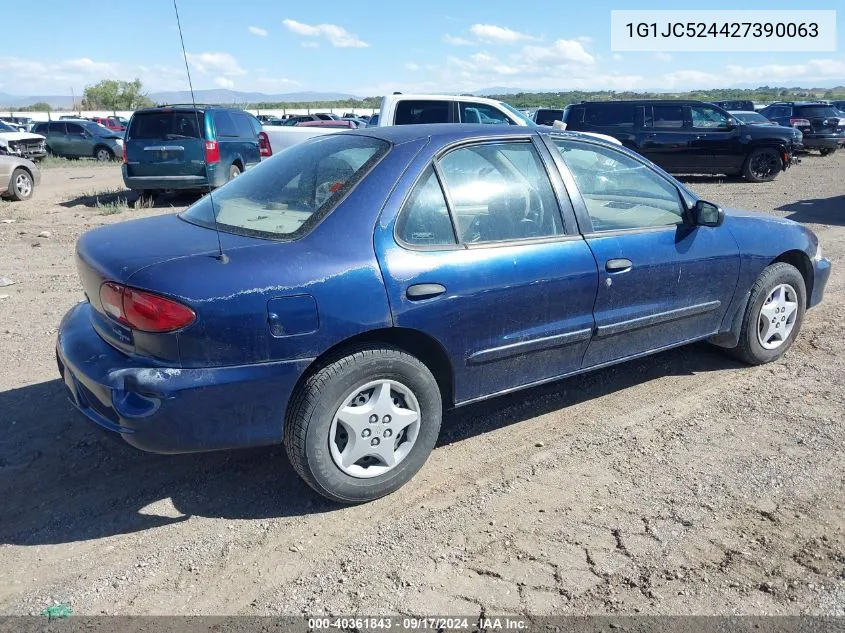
[59,190,200,211]
[0,343,740,546]
[776,194,845,227]
[676,174,747,185]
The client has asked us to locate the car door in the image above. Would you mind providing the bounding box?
[64,123,90,157]
[545,136,740,368]
[374,136,599,404]
[47,122,67,155]
[688,104,745,173]
[637,104,694,172]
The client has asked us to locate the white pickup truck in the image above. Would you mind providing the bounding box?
[260,93,619,156]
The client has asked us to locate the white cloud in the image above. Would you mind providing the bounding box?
[283,18,368,48]
[612,53,624,62]
[186,52,246,76]
[248,26,268,37]
[522,39,595,66]
[214,77,235,89]
[470,24,538,44]
[405,62,420,71]
[653,52,672,62]
[443,34,474,46]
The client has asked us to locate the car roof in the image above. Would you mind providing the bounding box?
[344,123,622,148]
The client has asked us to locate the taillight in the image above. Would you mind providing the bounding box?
[122,142,127,163]
[258,131,272,157]
[205,140,220,163]
[790,118,811,127]
[99,282,195,333]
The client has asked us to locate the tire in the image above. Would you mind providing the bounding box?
[819,148,836,157]
[134,190,158,207]
[94,146,113,162]
[8,167,34,201]
[728,262,806,365]
[743,147,782,182]
[285,345,442,503]
[228,163,242,182]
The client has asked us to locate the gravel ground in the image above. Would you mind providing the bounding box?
[0,153,843,616]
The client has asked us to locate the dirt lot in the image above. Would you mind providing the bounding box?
[0,154,843,617]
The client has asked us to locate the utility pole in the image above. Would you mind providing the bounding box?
[71,87,76,114]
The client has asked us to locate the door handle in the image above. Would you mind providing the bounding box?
[606,258,632,273]
[406,283,446,300]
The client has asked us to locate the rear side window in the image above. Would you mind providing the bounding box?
[231,112,258,138]
[534,109,564,126]
[394,100,449,125]
[181,135,390,239]
[650,105,685,128]
[763,106,790,119]
[584,104,635,128]
[129,112,204,139]
[213,111,239,137]
[396,166,456,246]
[459,102,515,125]
[48,122,65,134]
[33,123,48,134]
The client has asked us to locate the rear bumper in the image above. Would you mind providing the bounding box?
[800,136,845,150]
[122,162,227,191]
[57,301,313,454]
[809,256,832,309]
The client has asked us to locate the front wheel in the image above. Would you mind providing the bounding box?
[284,346,442,503]
[8,168,34,201]
[743,147,782,182]
[729,262,806,365]
[94,146,114,162]
[819,147,836,157]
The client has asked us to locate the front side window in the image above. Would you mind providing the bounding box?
[553,139,685,232]
[438,142,563,243]
[534,109,565,126]
[394,100,449,125]
[65,123,86,136]
[180,135,389,239]
[459,102,515,125]
[396,167,456,246]
[690,105,731,128]
[584,104,636,128]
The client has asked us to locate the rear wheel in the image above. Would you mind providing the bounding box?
[134,190,158,207]
[94,146,113,162]
[819,147,836,157]
[228,163,242,182]
[8,168,34,201]
[285,346,442,503]
[728,262,806,365]
[743,147,781,182]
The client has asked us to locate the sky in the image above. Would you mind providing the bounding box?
[1,0,843,97]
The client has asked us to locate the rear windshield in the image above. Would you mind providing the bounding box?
[795,106,840,118]
[128,111,205,140]
[180,134,390,240]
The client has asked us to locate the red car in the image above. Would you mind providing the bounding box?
[89,116,127,132]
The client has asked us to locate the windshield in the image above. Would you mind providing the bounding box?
[180,134,390,240]
[733,111,769,123]
[0,121,16,132]
[498,101,536,127]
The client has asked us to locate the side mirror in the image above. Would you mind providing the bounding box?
[693,200,724,227]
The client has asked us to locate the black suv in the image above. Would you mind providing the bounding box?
[758,102,845,156]
[709,99,755,112]
[561,100,800,182]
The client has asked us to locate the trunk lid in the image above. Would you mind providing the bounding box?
[124,110,208,178]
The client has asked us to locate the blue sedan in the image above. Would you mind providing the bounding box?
[56,124,831,503]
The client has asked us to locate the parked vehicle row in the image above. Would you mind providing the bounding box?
[32,120,124,161]
[0,120,47,160]
[56,123,831,502]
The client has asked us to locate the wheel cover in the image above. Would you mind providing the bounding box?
[328,379,421,479]
[15,173,31,197]
[97,149,110,161]
[757,283,798,350]
[750,151,778,179]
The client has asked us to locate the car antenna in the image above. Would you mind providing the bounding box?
[173,0,228,263]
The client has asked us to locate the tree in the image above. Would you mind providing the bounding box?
[82,79,154,111]
[19,102,52,112]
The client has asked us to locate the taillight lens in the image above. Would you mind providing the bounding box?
[122,142,127,163]
[258,131,272,157]
[99,282,195,333]
[790,118,811,127]
[205,140,220,163]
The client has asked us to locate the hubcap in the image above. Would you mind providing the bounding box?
[757,283,798,350]
[15,173,31,197]
[329,379,421,479]
[97,149,109,161]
